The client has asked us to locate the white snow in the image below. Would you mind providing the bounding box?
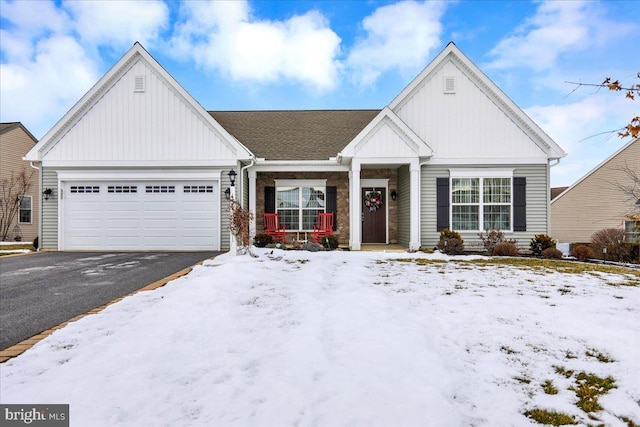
[1,250,639,426]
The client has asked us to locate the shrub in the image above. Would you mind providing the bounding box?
[320,235,339,250]
[437,229,465,255]
[572,245,595,261]
[541,247,563,259]
[591,228,632,262]
[530,234,556,256]
[478,229,517,255]
[492,242,519,256]
[254,233,273,248]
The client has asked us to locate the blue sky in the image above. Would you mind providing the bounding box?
[1,0,638,186]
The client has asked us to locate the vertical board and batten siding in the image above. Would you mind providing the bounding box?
[43,58,237,162]
[396,165,411,246]
[220,171,232,251]
[551,139,640,243]
[41,168,58,249]
[421,164,549,249]
[0,126,39,242]
[354,121,419,158]
[394,59,548,162]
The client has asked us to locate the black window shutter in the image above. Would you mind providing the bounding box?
[265,186,276,214]
[326,186,337,230]
[436,178,450,231]
[513,177,526,231]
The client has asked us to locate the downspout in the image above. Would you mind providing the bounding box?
[240,158,255,209]
[547,158,561,236]
[29,162,41,251]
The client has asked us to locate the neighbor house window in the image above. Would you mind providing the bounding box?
[625,221,639,243]
[18,196,32,224]
[451,170,513,231]
[275,180,326,231]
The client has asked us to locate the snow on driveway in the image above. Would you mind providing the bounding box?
[1,250,639,426]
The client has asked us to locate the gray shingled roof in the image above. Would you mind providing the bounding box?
[209,110,380,161]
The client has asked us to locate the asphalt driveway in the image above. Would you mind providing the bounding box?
[0,251,219,350]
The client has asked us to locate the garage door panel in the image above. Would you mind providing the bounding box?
[64,180,219,250]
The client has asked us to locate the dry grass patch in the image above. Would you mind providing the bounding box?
[524,408,577,425]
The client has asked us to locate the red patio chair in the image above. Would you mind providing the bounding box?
[264,213,287,243]
[313,212,334,243]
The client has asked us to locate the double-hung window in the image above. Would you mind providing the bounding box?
[625,220,639,243]
[18,196,32,224]
[450,170,513,231]
[275,180,326,231]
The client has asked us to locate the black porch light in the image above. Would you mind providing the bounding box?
[43,188,53,201]
[228,169,237,187]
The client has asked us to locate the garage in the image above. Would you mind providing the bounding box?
[62,181,219,250]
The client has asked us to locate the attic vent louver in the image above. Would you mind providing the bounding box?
[444,76,455,94]
[134,75,145,92]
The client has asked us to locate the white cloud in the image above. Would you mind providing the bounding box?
[487,0,631,71]
[64,0,169,49]
[526,94,638,186]
[0,0,169,137]
[168,0,341,92]
[0,36,99,137]
[346,0,446,86]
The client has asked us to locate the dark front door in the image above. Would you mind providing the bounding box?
[362,188,386,243]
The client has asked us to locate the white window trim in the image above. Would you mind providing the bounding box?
[274,179,327,231]
[18,195,32,224]
[449,169,514,232]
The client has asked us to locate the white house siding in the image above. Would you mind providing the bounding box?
[420,163,549,250]
[551,139,640,243]
[41,168,59,250]
[394,59,548,162]
[397,165,411,247]
[42,58,238,164]
[354,120,419,158]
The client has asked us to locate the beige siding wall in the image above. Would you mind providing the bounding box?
[421,163,550,250]
[0,127,39,243]
[396,165,411,246]
[551,140,640,243]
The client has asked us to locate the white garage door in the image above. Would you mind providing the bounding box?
[63,181,219,250]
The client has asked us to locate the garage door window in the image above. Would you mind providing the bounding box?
[184,185,214,193]
[108,185,137,193]
[71,185,100,193]
[146,185,175,193]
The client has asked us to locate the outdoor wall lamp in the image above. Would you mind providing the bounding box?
[228,169,237,187]
[43,188,53,201]
[391,190,397,201]
[224,187,231,201]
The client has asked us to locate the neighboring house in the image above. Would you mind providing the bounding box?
[551,137,640,244]
[0,122,39,243]
[24,42,566,252]
[550,187,569,201]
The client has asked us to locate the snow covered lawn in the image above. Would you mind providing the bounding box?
[2,250,639,426]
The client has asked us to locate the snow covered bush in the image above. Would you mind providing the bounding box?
[529,234,556,256]
[320,235,339,250]
[254,233,273,248]
[541,247,563,259]
[591,228,632,262]
[437,229,465,255]
[492,242,519,257]
[571,245,595,261]
[478,229,517,255]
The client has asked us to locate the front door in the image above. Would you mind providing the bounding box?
[362,188,386,243]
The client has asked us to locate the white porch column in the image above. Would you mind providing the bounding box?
[409,160,421,251]
[248,169,257,237]
[350,161,361,250]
